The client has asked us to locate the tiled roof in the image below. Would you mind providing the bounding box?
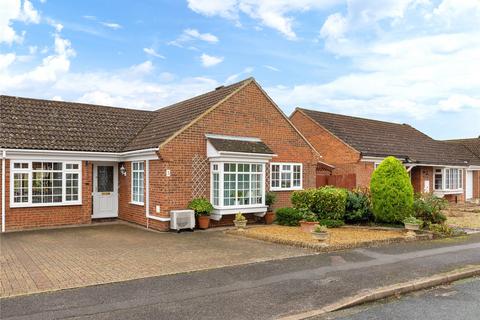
[297,108,478,166]
[208,138,275,155]
[124,78,251,151]
[0,96,153,152]
[446,138,480,159]
[0,78,252,153]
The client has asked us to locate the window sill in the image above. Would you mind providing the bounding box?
[433,189,463,195]
[270,187,303,192]
[129,202,144,206]
[10,201,82,208]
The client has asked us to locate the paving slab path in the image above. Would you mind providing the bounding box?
[1,233,479,320]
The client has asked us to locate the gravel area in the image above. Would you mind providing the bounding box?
[228,225,407,251]
[445,203,480,229]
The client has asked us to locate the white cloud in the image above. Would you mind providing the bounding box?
[187,0,341,40]
[264,65,280,72]
[433,0,480,25]
[225,66,253,83]
[143,47,165,59]
[0,0,40,44]
[169,28,219,47]
[200,53,223,67]
[100,22,122,30]
[270,1,480,125]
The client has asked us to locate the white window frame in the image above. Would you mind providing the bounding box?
[270,162,303,191]
[131,161,145,206]
[10,160,82,208]
[433,168,463,191]
[210,161,266,210]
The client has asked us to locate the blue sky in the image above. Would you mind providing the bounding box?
[1,0,479,139]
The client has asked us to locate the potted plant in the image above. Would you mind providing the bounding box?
[264,192,277,224]
[299,211,319,233]
[188,198,214,229]
[311,225,329,241]
[233,212,247,230]
[403,216,423,231]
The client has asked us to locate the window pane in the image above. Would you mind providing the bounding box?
[213,172,219,206]
[13,173,29,203]
[97,166,114,192]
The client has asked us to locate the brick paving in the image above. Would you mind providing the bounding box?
[0,223,312,297]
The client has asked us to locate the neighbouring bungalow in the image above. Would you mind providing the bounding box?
[290,108,480,203]
[0,78,322,232]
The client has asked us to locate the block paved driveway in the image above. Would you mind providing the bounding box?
[0,223,312,298]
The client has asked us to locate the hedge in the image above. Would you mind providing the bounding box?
[275,207,304,226]
[291,186,347,220]
[370,156,414,223]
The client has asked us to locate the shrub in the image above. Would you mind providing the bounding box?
[317,219,345,228]
[413,193,447,226]
[370,157,414,223]
[266,192,277,209]
[315,187,347,220]
[429,223,457,237]
[275,208,304,226]
[314,225,328,233]
[403,216,423,225]
[292,187,347,220]
[345,188,373,223]
[301,211,318,222]
[291,188,317,212]
[188,197,214,216]
[235,212,246,221]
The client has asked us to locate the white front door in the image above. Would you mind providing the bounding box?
[92,163,118,218]
[466,171,473,200]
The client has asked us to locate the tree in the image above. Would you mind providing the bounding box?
[370,156,414,223]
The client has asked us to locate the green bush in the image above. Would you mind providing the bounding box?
[413,193,447,226]
[265,192,277,209]
[345,188,373,223]
[370,157,414,223]
[315,186,347,220]
[429,223,458,237]
[317,219,345,228]
[291,188,317,212]
[188,197,214,216]
[291,187,347,220]
[275,207,304,226]
[403,216,423,225]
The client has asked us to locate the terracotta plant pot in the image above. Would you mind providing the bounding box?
[197,216,210,229]
[233,219,247,229]
[300,221,319,233]
[264,211,275,224]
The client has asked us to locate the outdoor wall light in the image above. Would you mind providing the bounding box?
[120,163,127,176]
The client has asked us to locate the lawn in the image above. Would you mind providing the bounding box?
[228,225,406,251]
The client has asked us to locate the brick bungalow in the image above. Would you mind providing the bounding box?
[291,108,480,203]
[0,78,322,232]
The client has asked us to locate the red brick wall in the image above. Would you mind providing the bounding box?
[1,160,92,231]
[130,81,320,231]
[290,110,376,189]
[290,110,361,164]
[118,161,147,226]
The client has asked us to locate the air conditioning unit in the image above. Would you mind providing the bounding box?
[170,209,195,232]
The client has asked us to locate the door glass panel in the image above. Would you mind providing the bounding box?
[97,166,114,192]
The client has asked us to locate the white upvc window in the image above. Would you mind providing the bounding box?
[131,161,144,205]
[10,161,82,207]
[434,168,463,191]
[210,162,265,208]
[270,163,302,191]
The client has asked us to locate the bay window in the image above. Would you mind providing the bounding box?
[211,162,265,208]
[11,161,81,207]
[434,168,463,191]
[131,161,144,204]
[270,163,302,191]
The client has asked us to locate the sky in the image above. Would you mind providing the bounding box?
[1,0,479,140]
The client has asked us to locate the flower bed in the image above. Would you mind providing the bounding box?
[227,225,407,251]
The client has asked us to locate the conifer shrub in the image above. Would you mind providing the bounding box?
[370,156,414,223]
